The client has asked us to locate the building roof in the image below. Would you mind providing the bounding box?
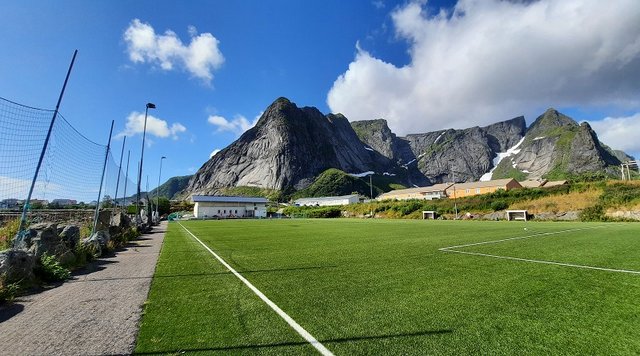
[519,179,547,188]
[191,195,269,203]
[294,194,359,204]
[543,180,568,187]
[377,183,453,198]
[452,178,521,190]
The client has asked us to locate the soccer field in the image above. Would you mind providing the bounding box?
[135,219,640,355]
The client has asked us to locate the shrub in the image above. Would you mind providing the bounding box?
[490,200,509,211]
[71,242,95,267]
[0,218,21,250]
[580,205,605,222]
[0,273,20,304]
[35,253,71,282]
[307,207,342,218]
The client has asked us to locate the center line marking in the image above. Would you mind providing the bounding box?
[177,222,334,356]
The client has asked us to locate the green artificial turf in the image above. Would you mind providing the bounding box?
[135,219,640,355]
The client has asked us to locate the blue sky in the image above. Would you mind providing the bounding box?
[1,0,639,191]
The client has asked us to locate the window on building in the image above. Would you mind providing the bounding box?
[466,189,470,194]
[218,210,220,213]
[476,188,481,194]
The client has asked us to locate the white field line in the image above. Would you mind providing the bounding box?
[439,225,640,275]
[439,226,606,251]
[177,222,334,356]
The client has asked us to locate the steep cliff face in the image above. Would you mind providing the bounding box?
[494,109,623,179]
[396,117,526,183]
[350,119,427,186]
[185,98,393,195]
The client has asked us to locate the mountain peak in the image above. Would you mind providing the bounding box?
[528,108,577,136]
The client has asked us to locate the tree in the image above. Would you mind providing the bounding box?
[101,195,114,208]
[157,197,171,216]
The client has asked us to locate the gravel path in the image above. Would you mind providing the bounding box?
[0,221,166,356]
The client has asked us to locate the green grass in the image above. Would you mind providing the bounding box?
[136,219,640,355]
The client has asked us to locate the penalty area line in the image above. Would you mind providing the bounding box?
[439,225,640,275]
[442,249,640,275]
[176,222,334,356]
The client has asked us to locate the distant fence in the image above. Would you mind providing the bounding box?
[0,96,137,232]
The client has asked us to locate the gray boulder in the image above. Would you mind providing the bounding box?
[59,225,80,250]
[110,212,131,229]
[555,211,580,221]
[81,230,111,257]
[0,249,35,283]
[482,211,506,220]
[27,223,67,259]
[94,210,111,231]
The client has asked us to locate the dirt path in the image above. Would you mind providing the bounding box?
[0,221,166,356]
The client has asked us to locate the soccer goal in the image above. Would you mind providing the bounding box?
[506,210,528,221]
[422,210,437,219]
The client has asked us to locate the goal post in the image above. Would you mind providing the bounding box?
[506,210,527,221]
[422,210,436,219]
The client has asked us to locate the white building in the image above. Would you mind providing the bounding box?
[294,194,360,207]
[192,195,269,219]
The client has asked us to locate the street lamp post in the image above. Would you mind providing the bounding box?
[450,162,459,220]
[136,102,155,224]
[156,156,166,222]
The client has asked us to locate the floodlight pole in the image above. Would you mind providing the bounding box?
[16,50,77,248]
[136,102,155,224]
[155,156,166,221]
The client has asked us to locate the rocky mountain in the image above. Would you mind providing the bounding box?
[150,175,192,200]
[491,109,627,180]
[180,97,631,199]
[351,116,527,184]
[185,98,397,196]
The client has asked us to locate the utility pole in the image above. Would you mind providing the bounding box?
[450,162,458,220]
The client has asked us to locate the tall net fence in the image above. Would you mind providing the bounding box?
[0,96,137,232]
[103,149,138,208]
[0,98,53,206]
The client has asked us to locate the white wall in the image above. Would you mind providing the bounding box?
[194,202,267,218]
[297,196,359,207]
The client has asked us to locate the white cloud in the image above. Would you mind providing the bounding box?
[207,113,260,135]
[588,113,640,157]
[210,149,221,158]
[124,19,224,84]
[118,111,187,140]
[328,0,640,135]
[372,0,385,10]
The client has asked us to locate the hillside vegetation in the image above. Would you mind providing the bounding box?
[284,180,640,222]
[292,168,403,200]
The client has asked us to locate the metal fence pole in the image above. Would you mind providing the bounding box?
[114,136,126,210]
[122,150,130,208]
[15,50,77,248]
[91,120,114,235]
